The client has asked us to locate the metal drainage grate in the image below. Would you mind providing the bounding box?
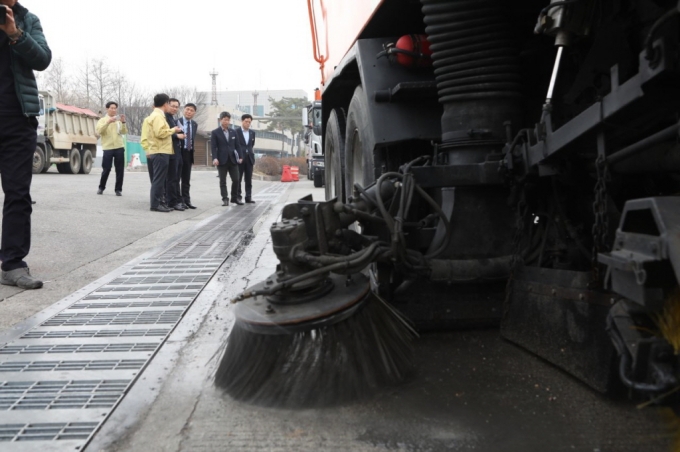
[0,343,158,354]
[0,360,147,372]
[94,285,203,292]
[0,380,129,410]
[0,198,281,450]
[21,329,171,339]
[0,423,99,441]
[71,300,191,309]
[108,275,211,285]
[42,311,184,327]
[83,293,196,300]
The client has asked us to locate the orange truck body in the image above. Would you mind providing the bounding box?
[308,0,383,89]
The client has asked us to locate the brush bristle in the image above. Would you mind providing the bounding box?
[215,292,416,407]
[657,287,680,354]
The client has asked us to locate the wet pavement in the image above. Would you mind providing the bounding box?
[0,176,674,451]
[88,181,672,452]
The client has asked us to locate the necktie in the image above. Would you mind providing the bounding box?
[186,120,192,151]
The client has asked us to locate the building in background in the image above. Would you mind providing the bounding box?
[190,89,309,165]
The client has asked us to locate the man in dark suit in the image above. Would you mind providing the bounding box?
[236,114,256,204]
[177,103,197,209]
[211,112,243,206]
[165,98,185,211]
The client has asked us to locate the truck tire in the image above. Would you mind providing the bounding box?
[313,172,323,187]
[344,86,378,192]
[80,149,93,174]
[324,108,346,202]
[32,146,45,174]
[41,143,52,173]
[57,147,81,174]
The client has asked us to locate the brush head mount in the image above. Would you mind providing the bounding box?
[234,273,370,335]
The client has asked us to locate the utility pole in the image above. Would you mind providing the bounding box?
[210,69,219,106]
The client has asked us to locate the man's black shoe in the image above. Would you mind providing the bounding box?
[222,200,229,206]
[245,199,256,204]
[115,191,122,196]
[233,200,244,206]
[151,205,172,212]
[173,204,186,211]
[185,203,197,209]
[97,189,104,195]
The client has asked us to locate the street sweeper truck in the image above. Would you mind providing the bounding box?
[215,0,680,413]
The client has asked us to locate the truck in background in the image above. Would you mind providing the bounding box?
[302,100,324,188]
[33,91,99,174]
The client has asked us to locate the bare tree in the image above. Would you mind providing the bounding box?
[74,58,93,109]
[40,57,73,103]
[91,58,115,112]
[161,85,209,124]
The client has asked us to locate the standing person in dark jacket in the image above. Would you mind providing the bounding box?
[165,98,185,211]
[235,114,256,204]
[0,1,50,289]
[177,103,197,209]
[211,112,243,206]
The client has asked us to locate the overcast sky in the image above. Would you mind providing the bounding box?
[25,0,321,100]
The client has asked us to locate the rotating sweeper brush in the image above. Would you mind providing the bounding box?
[214,159,456,407]
[215,272,416,407]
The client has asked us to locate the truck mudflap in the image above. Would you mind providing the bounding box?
[501,265,619,393]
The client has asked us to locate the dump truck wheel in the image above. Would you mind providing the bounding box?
[41,144,52,173]
[32,146,45,174]
[80,149,93,174]
[57,148,81,174]
[324,108,346,202]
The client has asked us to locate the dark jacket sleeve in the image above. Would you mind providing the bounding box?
[235,131,244,160]
[13,13,51,71]
[210,129,218,162]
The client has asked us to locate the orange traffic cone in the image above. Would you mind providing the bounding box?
[281,165,293,182]
[291,166,299,182]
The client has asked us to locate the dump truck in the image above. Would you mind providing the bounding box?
[33,91,99,174]
[302,100,324,187]
[264,0,680,412]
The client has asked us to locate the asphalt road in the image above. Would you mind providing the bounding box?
[0,166,271,330]
[0,168,674,451]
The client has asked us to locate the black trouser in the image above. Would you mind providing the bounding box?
[0,115,37,271]
[99,147,125,192]
[150,154,169,209]
[180,149,193,204]
[147,153,154,183]
[238,159,254,201]
[218,163,240,202]
[166,154,182,207]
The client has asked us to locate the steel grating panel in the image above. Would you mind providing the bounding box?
[21,329,170,339]
[41,311,183,327]
[93,285,202,292]
[0,343,158,354]
[0,422,99,441]
[0,380,129,411]
[0,193,282,450]
[83,293,195,300]
[70,300,191,309]
[0,360,146,373]
[108,275,211,285]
